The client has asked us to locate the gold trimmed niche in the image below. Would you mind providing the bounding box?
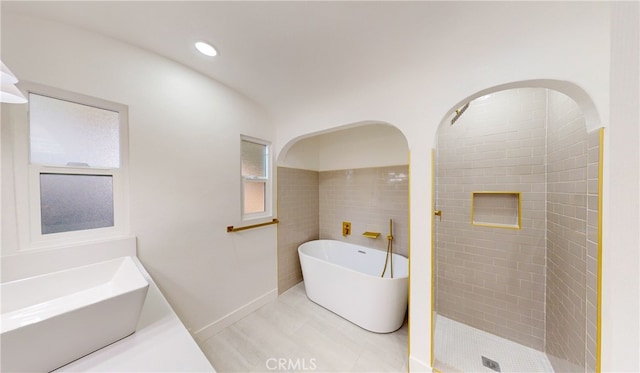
[471,191,521,229]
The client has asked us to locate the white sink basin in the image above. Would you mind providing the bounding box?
[1,256,149,372]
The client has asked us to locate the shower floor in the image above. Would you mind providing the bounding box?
[434,314,554,373]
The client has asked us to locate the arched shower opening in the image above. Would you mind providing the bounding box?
[431,81,602,373]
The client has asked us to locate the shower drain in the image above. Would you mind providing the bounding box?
[481,356,501,372]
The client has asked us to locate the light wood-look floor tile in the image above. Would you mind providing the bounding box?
[200,282,408,372]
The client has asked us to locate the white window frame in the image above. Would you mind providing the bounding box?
[12,82,129,250]
[240,135,272,221]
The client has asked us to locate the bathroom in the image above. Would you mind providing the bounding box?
[1,2,639,372]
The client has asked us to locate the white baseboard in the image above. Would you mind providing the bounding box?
[409,355,431,372]
[193,289,278,343]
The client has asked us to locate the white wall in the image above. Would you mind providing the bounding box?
[602,2,640,371]
[273,3,639,372]
[279,123,408,171]
[1,14,277,337]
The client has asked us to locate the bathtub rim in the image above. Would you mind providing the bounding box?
[298,239,408,281]
[0,256,149,334]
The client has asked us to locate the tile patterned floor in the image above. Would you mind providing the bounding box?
[434,314,554,373]
[200,282,408,372]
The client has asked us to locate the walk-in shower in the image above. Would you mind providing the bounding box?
[433,87,601,373]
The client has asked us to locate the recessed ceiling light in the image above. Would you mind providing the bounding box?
[195,41,218,57]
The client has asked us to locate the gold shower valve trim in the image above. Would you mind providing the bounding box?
[342,221,351,236]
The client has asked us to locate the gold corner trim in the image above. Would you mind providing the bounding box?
[470,191,522,229]
[407,150,411,368]
[430,148,436,367]
[596,127,604,373]
[471,222,521,230]
[518,190,523,228]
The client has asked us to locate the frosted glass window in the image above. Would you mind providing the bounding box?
[29,93,120,168]
[40,174,114,234]
[243,181,266,214]
[241,137,270,217]
[241,140,267,178]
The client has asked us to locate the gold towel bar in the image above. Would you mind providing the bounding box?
[227,218,279,233]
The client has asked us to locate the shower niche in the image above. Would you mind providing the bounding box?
[433,87,601,373]
[471,191,521,229]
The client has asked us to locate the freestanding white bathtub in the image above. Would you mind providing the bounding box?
[1,256,149,372]
[298,239,408,333]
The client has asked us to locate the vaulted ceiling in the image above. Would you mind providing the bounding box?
[2,1,609,121]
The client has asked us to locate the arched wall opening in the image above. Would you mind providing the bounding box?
[437,79,603,135]
[275,122,410,294]
[431,81,602,373]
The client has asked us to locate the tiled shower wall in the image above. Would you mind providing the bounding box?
[319,166,409,258]
[277,167,319,294]
[584,130,600,373]
[545,90,599,372]
[436,88,599,369]
[435,88,548,350]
